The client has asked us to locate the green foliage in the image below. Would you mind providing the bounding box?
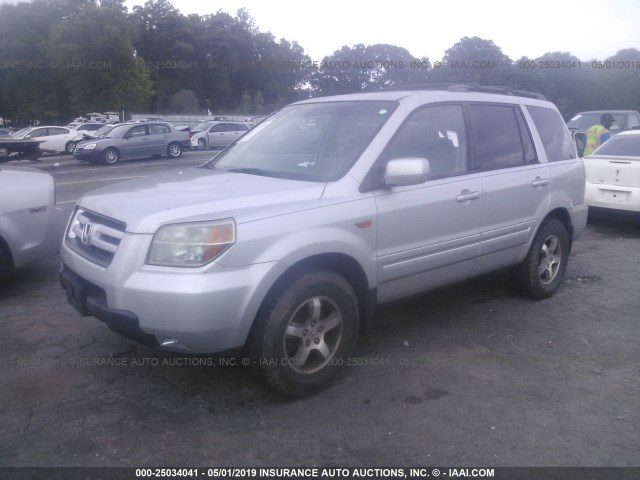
[308,44,428,96]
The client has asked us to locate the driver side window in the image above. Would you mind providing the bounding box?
[382,104,468,179]
[128,125,147,137]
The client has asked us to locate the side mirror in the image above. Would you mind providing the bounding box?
[384,158,430,187]
[25,134,31,139]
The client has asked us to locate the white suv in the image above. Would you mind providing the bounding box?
[60,85,587,397]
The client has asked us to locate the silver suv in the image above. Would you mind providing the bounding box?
[60,85,587,397]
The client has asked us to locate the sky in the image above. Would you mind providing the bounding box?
[1,0,638,61]
[122,0,640,62]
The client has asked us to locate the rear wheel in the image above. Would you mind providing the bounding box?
[249,270,359,398]
[197,138,206,150]
[167,143,182,158]
[103,148,119,165]
[511,218,569,299]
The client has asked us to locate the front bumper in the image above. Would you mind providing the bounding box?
[59,234,286,353]
[73,148,103,162]
[60,267,159,347]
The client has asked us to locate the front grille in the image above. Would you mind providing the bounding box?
[66,208,126,267]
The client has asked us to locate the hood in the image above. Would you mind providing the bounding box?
[78,167,326,233]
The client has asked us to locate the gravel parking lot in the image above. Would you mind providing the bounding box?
[0,155,638,468]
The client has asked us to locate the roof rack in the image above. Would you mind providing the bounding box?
[384,83,547,100]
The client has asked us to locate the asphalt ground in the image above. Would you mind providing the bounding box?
[0,152,638,469]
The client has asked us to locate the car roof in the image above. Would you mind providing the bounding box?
[573,110,639,115]
[25,125,70,129]
[198,120,246,124]
[293,85,552,108]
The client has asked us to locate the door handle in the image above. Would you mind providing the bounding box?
[532,177,549,187]
[456,190,480,202]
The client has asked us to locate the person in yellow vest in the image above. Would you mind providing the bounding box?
[583,113,615,156]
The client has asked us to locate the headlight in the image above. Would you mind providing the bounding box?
[84,143,97,150]
[147,219,236,267]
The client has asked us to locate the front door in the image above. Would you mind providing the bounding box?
[373,104,482,303]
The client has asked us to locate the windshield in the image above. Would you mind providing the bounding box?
[93,125,114,137]
[568,113,626,131]
[211,101,397,181]
[194,122,214,131]
[105,125,133,138]
[11,128,32,138]
[593,134,640,157]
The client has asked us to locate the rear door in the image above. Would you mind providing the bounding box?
[147,123,170,154]
[208,123,249,148]
[46,127,73,152]
[467,103,549,275]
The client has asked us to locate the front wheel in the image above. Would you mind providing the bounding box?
[65,141,76,155]
[511,218,569,299]
[249,270,359,398]
[0,245,12,287]
[167,142,182,158]
[103,148,119,165]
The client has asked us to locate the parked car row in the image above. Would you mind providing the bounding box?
[3,87,639,398]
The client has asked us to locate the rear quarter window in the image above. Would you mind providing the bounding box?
[526,106,576,161]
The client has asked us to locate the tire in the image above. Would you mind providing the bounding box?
[0,243,12,287]
[65,141,76,155]
[167,142,182,158]
[197,138,206,150]
[103,148,119,165]
[511,218,569,299]
[249,270,359,398]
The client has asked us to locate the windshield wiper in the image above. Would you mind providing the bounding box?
[228,167,269,176]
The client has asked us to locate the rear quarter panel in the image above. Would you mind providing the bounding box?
[0,168,56,266]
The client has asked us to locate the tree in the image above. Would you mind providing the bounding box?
[430,36,513,85]
[47,2,152,115]
[169,89,198,113]
[308,44,429,96]
[130,0,199,112]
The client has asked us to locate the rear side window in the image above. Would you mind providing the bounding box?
[526,106,576,161]
[469,104,528,170]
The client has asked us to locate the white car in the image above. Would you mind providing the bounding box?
[584,130,640,213]
[190,121,250,150]
[11,126,83,154]
[0,166,66,285]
